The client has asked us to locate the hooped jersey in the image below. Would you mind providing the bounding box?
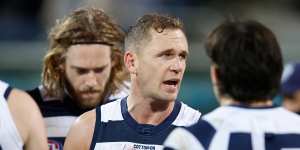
[164,105,300,150]
[90,97,201,150]
[27,83,130,150]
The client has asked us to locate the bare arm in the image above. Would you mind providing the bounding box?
[64,109,96,150]
[8,89,48,150]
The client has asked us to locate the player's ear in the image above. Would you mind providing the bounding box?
[124,50,138,75]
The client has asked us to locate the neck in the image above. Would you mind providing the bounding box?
[127,90,175,125]
[283,98,300,113]
[219,97,273,107]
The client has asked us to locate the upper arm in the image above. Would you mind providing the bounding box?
[64,109,96,150]
[8,89,48,150]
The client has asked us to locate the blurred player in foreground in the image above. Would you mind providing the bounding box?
[0,80,48,150]
[164,19,300,150]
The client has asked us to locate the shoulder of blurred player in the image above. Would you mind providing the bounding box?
[64,109,96,150]
[164,127,204,150]
[7,88,48,150]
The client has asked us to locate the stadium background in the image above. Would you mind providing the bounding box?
[0,0,299,114]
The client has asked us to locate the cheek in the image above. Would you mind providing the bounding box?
[67,76,83,90]
[181,65,187,74]
[65,70,83,89]
[97,70,112,86]
[138,60,166,84]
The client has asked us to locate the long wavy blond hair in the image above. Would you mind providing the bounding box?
[42,8,128,97]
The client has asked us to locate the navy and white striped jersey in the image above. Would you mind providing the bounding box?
[164,105,300,150]
[90,97,201,150]
[27,84,129,150]
[0,80,23,150]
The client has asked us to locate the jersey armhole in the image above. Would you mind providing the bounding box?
[4,86,12,100]
[26,87,44,105]
[89,106,101,150]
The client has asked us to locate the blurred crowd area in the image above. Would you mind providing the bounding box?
[0,0,298,113]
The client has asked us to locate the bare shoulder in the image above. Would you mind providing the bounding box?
[7,88,48,150]
[7,88,37,109]
[70,109,96,134]
[76,109,96,125]
[7,88,40,127]
[7,88,40,131]
[64,109,96,150]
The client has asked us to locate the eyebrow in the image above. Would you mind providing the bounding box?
[70,64,108,70]
[181,50,189,56]
[158,48,189,55]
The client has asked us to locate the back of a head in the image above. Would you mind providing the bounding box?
[125,13,184,52]
[42,8,126,97]
[205,20,283,103]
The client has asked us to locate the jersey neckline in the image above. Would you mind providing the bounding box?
[120,97,182,136]
[228,103,279,109]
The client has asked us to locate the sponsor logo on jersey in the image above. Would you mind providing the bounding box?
[48,139,63,150]
[133,144,155,150]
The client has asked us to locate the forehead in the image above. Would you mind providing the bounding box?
[66,44,111,65]
[143,28,188,54]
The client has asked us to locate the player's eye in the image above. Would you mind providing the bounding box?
[94,67,105,74]
[76,68,89,75]
[179,53,187,60]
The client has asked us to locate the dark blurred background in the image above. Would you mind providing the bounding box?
[1,0,299,114]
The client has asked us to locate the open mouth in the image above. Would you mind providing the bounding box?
[163,79,179,87]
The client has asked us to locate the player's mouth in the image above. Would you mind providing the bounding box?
[81,92,99,99]
[162,79,180,92]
